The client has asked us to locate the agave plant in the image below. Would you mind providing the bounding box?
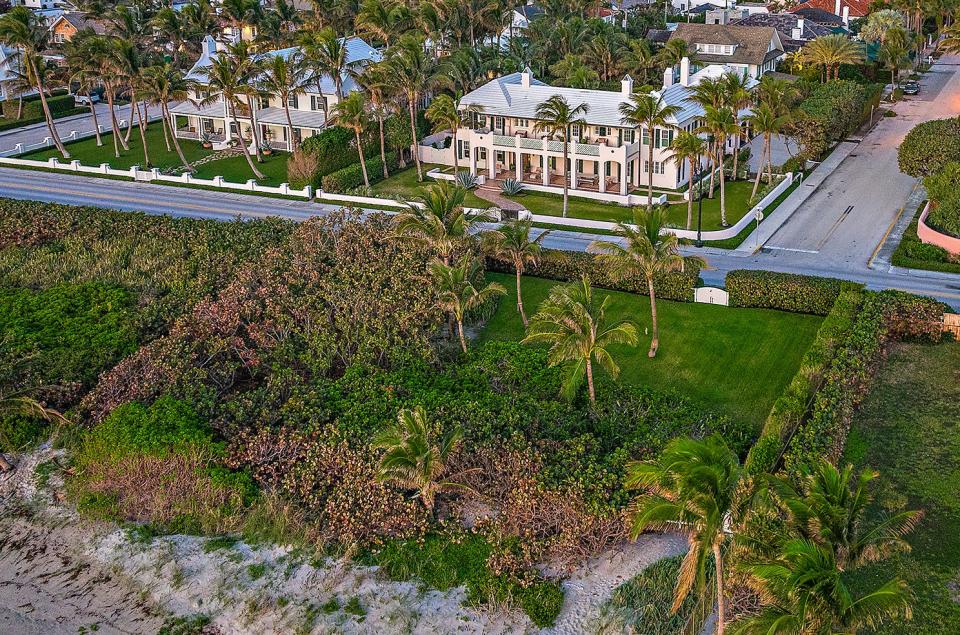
[454,171,479,190]
[500,178,523,196]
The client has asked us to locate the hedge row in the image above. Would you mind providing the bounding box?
[320,153,399,193]
[1,93,76,121]
[744,283,864,475]
[780,290,947,479]
[727,270,842,315]
[487,249,700,302]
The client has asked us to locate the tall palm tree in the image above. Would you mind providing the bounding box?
[201,41,265,179]
[766,460,922,571]
[619,40,656,85]
[425,93,481,175]
[620,89,680,212]
[722,72,752,181]
[534,94,589,218]
[668,131,705,229]
[627,435,742,635]
[387,34,436,182]
[941,22,960,53]
[113,39,150,166]
[88,35,129,158]
[522,276,638,403]
[699,106,739,226]
[744,103,787,199]
[62,33,104,147]
[589,208,703,357]
[481,220,550,326]
[430,257,506,352]
[394,181,475,264]
[354,63,394,178]
[141,64,197,173]
[879,36,911,87]
[333,91,371,188]
[355,0,411,46]
[258,52,309,151]
[0,7,70,158]
[314,28,348,101]
[732,540,913,634]
[686,76,726,198]
[373,405,466,512]
[801,34,864,82]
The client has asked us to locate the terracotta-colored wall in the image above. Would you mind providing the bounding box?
[918,201,960,255]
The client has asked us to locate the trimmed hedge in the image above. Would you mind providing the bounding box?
[320,154,399,193]
[897,117,960,178]
[1,93,76,120]
[727,270,842,315]
[780,290,947,478]
[798,80,879,142]
[487,249,700,302]
[744,283,863,475]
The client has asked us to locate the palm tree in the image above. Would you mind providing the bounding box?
[522,276,638,403]
[685,76,726,198]
[801,34,864,82]
[0,7,70,158]
[83,34,128,158]
[766,460,922,571]
[387,34,436,182]
[258,52,309,151]
[113,39,150,166]
[314,28,348,101]
[430,257,506,352]
[619,40,656,85]
[627,435,742,635]
[373,405,466,512]
[355,0,411,46]
[425,93,481,176]
[201,41,265,179]
[141,64,197,173]
[744,103,787,199]
[62,33,104,147]
[533,95,589,218]
[941,22,960,54]
[333,91,371,188]
[481,220,550,326]
[879,36,911,88]
[732,540,913,634]
[354,63,394,179]
[699,106,740,226]
[668,131,705,229]
[722,72,752,181]
[589,208,703,358]
[394,181,475,265]
[620,89,680,213]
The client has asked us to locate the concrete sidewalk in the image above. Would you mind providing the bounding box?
[735,140,859,253]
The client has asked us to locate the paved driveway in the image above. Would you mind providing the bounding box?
[762,55,960,270]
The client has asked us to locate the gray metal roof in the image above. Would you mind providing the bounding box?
[256,107,327,129]
[169,99,226,117]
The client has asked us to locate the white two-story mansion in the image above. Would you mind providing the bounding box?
[452,56,761,204]
[169,35,380,151]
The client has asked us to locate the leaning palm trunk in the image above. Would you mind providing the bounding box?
[731,134,739,181]
[718,141,728,226]
[714,543,726,635]
[231,107,265,179]
[160,113,172,152]
[355,130,370,187]
[87,92,103,147]
[647,275,660,357]
[562,139,571,217]
[515,267,528,326]
[708,142,716,198]
[15,94,22,119]
[766,136,774,185]
[585,358,595,403]
[123,92,136,145]
[408,95,423,181]
[164,103,193,172]
[751,136,766,199]
[135,99,150,166]
[244,94,262,162]
[686,157,696,229]
[31,59,69,159]
[283,101,296,151]
[457,317,468,352]
[378,115,389,178]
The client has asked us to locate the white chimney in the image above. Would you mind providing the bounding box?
[834,0,841,15]
[842,6,849,24]
[663,67,674,89]
[621,74,634,96]
[679,57,691,86]
[521,66,532,88]
[203,34,217,57]
[792,27,802,40]
[797,18,805,31]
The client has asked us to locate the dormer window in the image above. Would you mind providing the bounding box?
[696,43,735,55]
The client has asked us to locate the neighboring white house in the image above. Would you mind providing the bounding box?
[169,35,381,150]
[450,58,759,203]
[0,45,36,104]
[499,2,545,46]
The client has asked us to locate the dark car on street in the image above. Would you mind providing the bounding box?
[901,81,920,95]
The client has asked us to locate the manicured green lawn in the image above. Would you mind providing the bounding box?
[505,190,636,223]
[372,164,489,208]
[479,273,823,430]
[192,151,291,186]
[844,341,960,634]
[663,178,758,231]
[24,123,213,171]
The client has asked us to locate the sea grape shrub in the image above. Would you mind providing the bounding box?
[83,212,439,422]
[227,426,428,546]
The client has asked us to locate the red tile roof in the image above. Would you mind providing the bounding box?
[787,0,870,18]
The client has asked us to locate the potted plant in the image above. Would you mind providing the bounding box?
[200,133,212,149]
[260,143,273,156]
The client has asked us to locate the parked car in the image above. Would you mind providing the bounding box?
[73,94,100,106]
[901,81,920,95]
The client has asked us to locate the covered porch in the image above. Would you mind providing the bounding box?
[479,147,630,196]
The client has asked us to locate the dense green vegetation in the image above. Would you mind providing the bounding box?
[845,342,960,633]
[481,272,823,430]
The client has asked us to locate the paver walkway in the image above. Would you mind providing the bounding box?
[476,181,526,211]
